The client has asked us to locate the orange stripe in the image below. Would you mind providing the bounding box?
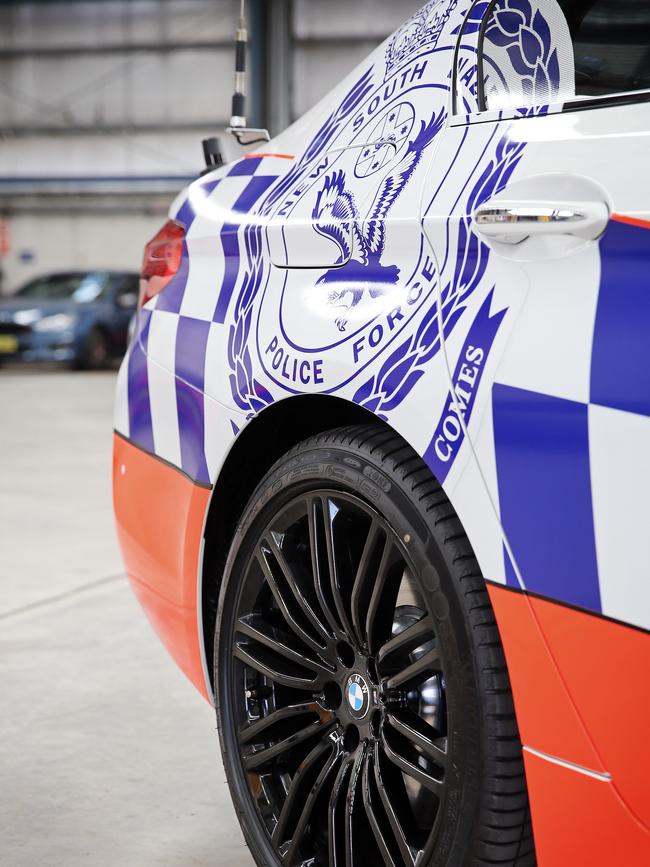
[487,584,602,770]
[524,749,650,865]
[529,593,650,830]
[244,152,295,160]
[489,583,650,832]
[113,434,210,701]
[611,212,650,230]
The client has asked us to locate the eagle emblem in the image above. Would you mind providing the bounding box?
[311,110,444,331]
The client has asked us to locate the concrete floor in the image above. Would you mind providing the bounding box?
[0,367,253,867]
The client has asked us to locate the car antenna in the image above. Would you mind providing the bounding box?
[202,0,270,171]
[227,0,270,147]
[230,0,248,132]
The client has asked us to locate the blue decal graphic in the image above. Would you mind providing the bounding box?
[127,308,154,454]
[354,102,415,178]
[312,110,443,332]
[493,384,601,613]
[425,290,506,482]
[221,0,555,427]
[591,218,650,417]
[223,65,377,416]
[175,316,211,485]
[385,0,459,80]
[452,1,489,36]
[484,0,561,107]
[353,131,526,418]
[456,0,560,117]
[227,225,274,415]
[214,173,278,324]
[260,68,376,220]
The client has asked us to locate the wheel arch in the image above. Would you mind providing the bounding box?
[200,394,381,695]
[198,392,506,700]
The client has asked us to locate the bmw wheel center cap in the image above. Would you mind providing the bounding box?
[346,673,370,719]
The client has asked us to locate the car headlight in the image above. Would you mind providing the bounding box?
[33,313,78,333]
[13,308,41,326]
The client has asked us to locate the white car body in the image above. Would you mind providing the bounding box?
[113,2,650,862]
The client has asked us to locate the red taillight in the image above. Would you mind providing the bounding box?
[139,219,185,308]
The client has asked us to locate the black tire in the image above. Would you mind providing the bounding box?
[215,425,535,867]
[75,327,110,370]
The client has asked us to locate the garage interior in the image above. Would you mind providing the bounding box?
[0,2,419,865]
[0,0,417,293]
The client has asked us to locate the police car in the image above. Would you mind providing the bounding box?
[113,1,650,864]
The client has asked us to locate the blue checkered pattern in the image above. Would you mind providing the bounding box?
[119,156,650,632]
[125,157,281,485]
[492,218,650,626]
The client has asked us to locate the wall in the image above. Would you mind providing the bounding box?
[292,0,417,118]
[0,0,420,293]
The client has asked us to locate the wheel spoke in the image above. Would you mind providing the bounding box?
[384,646,441,692]
[328,756,353,867]
[264,533,333,645]
[366,540,404,654]
[373,743,417,867]
[256,545,328,655]
[236,616,334,681]
[239,702,329,746]
[234,642,319,691]
[380,731,443,795]
[385,711,447,767]
[320,495,357,641]
[283,744,342,863]
[350,520,383,648]
[272,737,333,848]
[307,496,347,637]
[376,614,434,673]
[362,749,400,867]
[345,746,366,867]
[243,717,335,771]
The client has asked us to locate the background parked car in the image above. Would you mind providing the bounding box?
[0,270,139,369]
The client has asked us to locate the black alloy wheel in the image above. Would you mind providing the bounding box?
[215,426,536,867]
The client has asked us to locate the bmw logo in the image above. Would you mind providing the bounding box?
[346,673,370,719]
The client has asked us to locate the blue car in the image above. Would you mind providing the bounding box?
[0,270,139,368]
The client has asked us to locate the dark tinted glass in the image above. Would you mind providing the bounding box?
[562,0,650,97]
[111,273,138,294]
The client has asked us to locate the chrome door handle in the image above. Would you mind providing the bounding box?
[473,198,609,245]
[475,205,586,227]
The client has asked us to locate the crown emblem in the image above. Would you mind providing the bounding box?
[384,0,458,80]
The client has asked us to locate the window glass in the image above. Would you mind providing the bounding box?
[570,1,650,97]
[113,274,139,297]
[16,272,109,302]
[113,275,140,308]
[479,0,650,112]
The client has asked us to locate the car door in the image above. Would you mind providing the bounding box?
[423,0,650,840]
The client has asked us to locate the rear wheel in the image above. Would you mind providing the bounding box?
[215,426,535,866]
[75,327,109,370]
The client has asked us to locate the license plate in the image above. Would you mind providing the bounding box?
[0,334,18,353]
